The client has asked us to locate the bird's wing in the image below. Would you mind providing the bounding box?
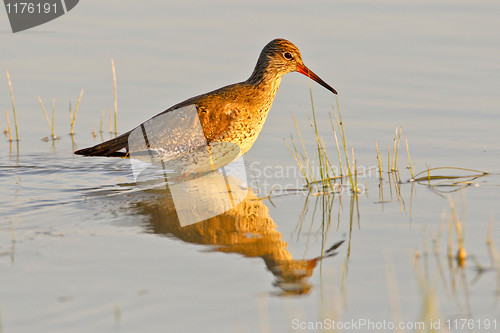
[128,104,207,156]
[128,104,241,173]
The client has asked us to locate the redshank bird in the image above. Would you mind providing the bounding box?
[75,39,337,173]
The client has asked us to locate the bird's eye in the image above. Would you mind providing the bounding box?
[283,52,293,60]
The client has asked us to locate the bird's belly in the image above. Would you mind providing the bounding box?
[218,113,268,156]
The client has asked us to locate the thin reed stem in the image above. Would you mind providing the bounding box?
[352,147,358,192]
[285,136,309,185]
[405,133,414,179]
[320,137,337,181]
[391,127,397,171]
[6,69,19,141]
[70,89,84,135]
[329,114,344,178]
[375,141,382,179]
[291,112,316,184]
[38,97,56,138]
[394,127,402,172]
[308,84,327,188]
[334,97,354,190]
[5,110,12,141]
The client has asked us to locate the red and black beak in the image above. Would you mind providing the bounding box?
[296,63,337,95]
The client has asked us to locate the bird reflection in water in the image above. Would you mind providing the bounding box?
[132,165,344,296]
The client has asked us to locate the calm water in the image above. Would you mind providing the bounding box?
[1,1,500,332]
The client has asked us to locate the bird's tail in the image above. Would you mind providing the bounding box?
[74,131,131,157]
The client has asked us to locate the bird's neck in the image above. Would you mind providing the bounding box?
[246,64,283,101]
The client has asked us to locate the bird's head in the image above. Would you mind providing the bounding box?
[253,38,337,95]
